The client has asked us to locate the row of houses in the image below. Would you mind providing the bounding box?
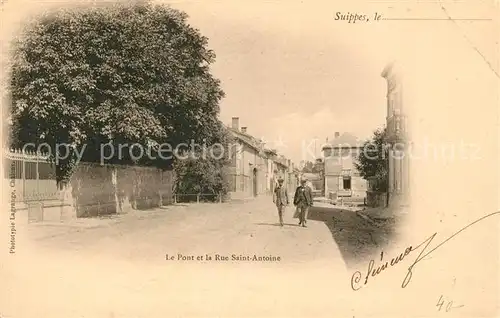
[225,62,409,208]
[4,115,298,223]
[5,61,406,222]
[227,117,299,199]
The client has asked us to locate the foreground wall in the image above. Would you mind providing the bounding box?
[67,162,174,217]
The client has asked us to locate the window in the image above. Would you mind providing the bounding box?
[343,177,351,190]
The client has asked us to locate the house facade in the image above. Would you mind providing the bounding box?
[322,132,367,202]
[227,118,267,198]
[382,62,410,207]
[227,117,295,199]
[263,149,276,193]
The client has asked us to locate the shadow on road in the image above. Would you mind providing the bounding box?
[307,206,396,269]
[255,222,301,227]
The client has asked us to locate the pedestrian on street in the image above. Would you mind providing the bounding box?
[273,177,288,227]
[293,178,313,227]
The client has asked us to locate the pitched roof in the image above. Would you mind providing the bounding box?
[264,148,277,156]
[324,132,365,149]
[228,127,263,151]
[274,155,289,167]
[227,126,291,167]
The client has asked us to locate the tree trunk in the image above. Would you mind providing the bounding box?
[111,166,121,213]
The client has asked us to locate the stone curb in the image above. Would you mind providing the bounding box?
[356,210,390,228]
[356,210,400,228]
[26,204,201,233]
[29,222,108,229]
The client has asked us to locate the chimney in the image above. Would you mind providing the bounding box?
[231,117,239,130]
[241,127,247,133]
[335,132,340,138]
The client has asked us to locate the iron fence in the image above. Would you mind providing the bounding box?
[4,148,59,202]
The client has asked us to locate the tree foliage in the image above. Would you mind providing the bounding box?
[354,127,388,192]
[9,1,226,182]
[300,161,314,173]
[300,160,323,174]
[173,127,233,202]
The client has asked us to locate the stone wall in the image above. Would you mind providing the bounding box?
[66,162,174,217]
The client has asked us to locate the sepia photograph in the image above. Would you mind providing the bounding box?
[1,0,498,317]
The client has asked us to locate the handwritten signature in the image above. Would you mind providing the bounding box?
[351,211,500,290]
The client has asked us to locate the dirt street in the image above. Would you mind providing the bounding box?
[2,196,395,318]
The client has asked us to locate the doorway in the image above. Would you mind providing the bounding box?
[343,177,352,190]
[253,168,258,197]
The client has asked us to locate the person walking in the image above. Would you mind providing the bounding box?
[293,178,313,227]
[273,177,288,227]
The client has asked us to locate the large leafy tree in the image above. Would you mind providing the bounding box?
[8,1,226,181]
[173,125,233,202]
[354,127,388,192]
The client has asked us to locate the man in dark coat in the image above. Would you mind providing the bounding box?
[293,178,313,227]
[273,178,288,227]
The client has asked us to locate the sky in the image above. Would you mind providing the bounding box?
[161,0,402,164]
[1,0,496,164]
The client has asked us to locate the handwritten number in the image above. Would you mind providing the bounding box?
[437,295,462,312]
[446,301,453,312]
[436,295,445,311]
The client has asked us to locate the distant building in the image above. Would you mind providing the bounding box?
[322,132,367,202]
[263,148,276,193]
[381,62,410,207]
[289,162,300,194]
[272,155,295,195]
[300,172,322,197]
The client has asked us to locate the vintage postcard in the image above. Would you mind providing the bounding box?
[0,0,498,317]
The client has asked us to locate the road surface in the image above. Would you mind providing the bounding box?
[2,196,395,318]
